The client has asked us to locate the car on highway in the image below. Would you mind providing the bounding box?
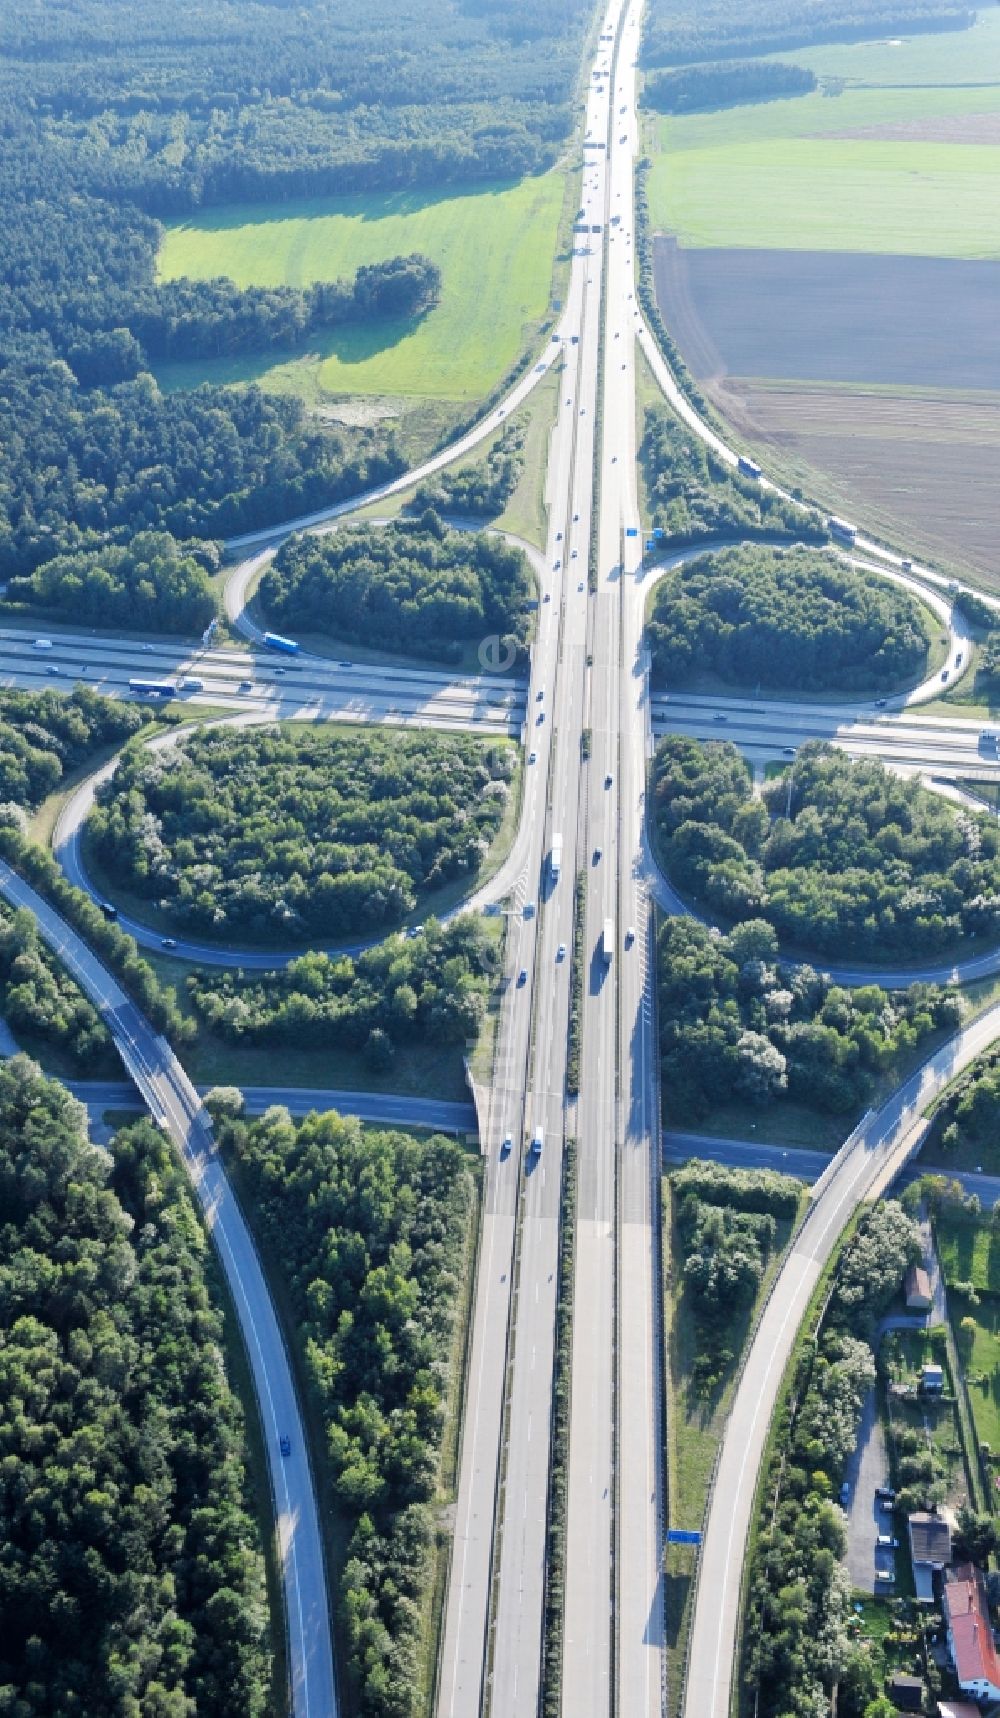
[839,1481,850,1506]
[99,901,118,920]
[501,1133,512,1156]
[593,846,602,863]
[941,669,949,681]
[239,680,254,691]
[556,531,563,540]
[537,711,545,723]
[339,660,353,668]
[956,652,963,666]
[517,968,527,986]
[161,937,177,950]
[605,772,613,787]
[530,1126,544,1158]
[523,902,535,919]
[528,750,537,764]
[571,548,578,558]
[557,942,566,960]
[32,638,53,651]
[46,665,60,675]
[279,1435,291,1458]
[712,712,728,722]
[782,747,795,758]
[578,581,584,591]
[554,558,561,569]
[140,643,154,654]
[537,689,544,701]
[901,558,913,571]
[875,697,888,708]
[573,512,579,522]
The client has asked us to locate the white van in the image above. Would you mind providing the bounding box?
[32,638,53,650]
[531,1126,544,1157]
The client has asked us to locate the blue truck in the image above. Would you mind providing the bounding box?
[738,455,762,480]
[263,631,300,655]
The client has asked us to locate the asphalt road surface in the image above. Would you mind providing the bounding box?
[0,864,337,1718]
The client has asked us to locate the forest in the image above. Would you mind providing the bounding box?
[0,1058,272,1714]
[643,59,816,113]
[213,1099,477,1717]
[658,914,957,1122]
[653,736,1000,959]
[643,0,972,68]
[10,531,219,635]
[409,422,525,521]
[189,915,494,1061]
[646,545,930,692]
[0,359,404,584]
[262,512,533,665]
[930,1042,1000,1160]
[743,1202,919,1718]
[0,906,114,1074]
[90,725,516,941]
[0,684,148,810]
[640,406,819,547]
[0,0,593,215]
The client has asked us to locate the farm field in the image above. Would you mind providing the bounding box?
[646,9,1000,256]
[653,245,1000,389]
[699,376,1000,585]
[651,138,1000,258]
[156,173,564,404]
[645,8,1000,582]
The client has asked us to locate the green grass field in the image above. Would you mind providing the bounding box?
[646,7,1000,254]
[651,138,1000,255]
[938,1210,1000,1295]
[157,174,564,402]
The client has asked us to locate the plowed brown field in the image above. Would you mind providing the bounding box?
[653,238,1000,584]
[714,378,1000,584]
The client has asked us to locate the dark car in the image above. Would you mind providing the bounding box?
[161,937,177,950]
[279,1435,291,1458]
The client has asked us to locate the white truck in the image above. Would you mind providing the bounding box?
[602,918,614,963]
[550,833,563,881]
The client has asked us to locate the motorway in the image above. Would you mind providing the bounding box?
[651,690,1000,781]
[0,864,336,1718]
[0,622,525,732]
[10,0,1000,1707]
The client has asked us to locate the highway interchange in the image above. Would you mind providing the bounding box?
[8,0,1000,1714]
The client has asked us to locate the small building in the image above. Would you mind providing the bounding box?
[905,1264,933,1310]
[942,1563,1000,1704]
[921,1362,944,1394]
[888,1671,924,1711]
[908,1510,953,1603]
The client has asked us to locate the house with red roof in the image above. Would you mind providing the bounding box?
[942,1563,1000,1703]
